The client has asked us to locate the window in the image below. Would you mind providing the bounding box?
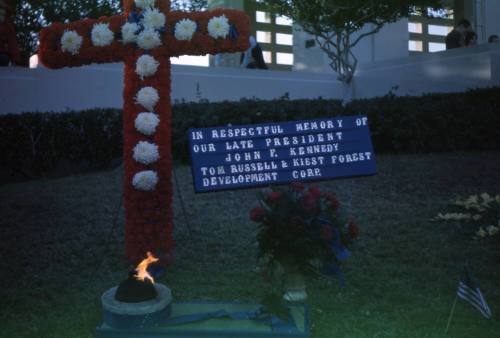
[275,15,293,26]
[262,51,272,64]
[305,39,315,48]
[276,52,293,65]
[276,33,293,46]
[408,22,423,34]
[428,42,446,52]
[256,31,272,43]
[428,25,452,36]
[409,40,423,52]
[256,11,271,24]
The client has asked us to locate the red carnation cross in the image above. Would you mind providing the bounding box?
[38,0,249,263]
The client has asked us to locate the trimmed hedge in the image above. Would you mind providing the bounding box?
[0,109,122,180]
[1,87,499,181]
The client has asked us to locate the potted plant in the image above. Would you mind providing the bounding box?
[250,182,359,302]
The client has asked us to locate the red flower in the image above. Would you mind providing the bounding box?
[308,187,322,197]
[250,206,266,222]
[323,192,340,210]
[290,182,304,192]
[302,192,318,212]
[348,220,360,239]
[320,225,334,241]
[267,191,282,204]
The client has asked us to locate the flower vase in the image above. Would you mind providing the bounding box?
[282,265,307,302]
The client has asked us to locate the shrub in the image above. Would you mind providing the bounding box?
[1,87,499,182]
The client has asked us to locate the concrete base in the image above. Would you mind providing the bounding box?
[95,301,310,338]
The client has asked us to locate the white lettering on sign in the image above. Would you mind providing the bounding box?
[192,143,216,153]
[292,156,325,167]
[292,168,322,179]
[225,140,254,150]
[212,125,284,139]
[190,116,376,192]
[295,120,339,131]
[225,151,261,162]
[200,166,226,176]
[229,161,278,174]
[265,132,340,147]
[191,131,203,140]
[356,117,368,126]
[202,172,279,187]
[331,152,372,164]
[289,143,339,156]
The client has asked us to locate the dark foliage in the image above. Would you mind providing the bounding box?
[1,87,499,182]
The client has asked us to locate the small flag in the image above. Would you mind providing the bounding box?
[456,267,492,319]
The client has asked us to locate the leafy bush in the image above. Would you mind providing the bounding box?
[0,109,122,181]
[1,87,499,182]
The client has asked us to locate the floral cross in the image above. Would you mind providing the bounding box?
[38,0,249,263]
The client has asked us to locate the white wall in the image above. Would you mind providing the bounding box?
[293,19,409,75]
[483,0,500,43]
[0,64,347,114]
[354,43,499,98]
[0,44,498,115]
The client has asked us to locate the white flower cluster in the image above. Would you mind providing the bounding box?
[137,29,162,50]
[135,86,159,111]
[475,222,500,238]
[434,213,481,221]
[135,112,160,135]
[121,2,165,48]
[126,0,165,192]
[142,8,166,30]
[135,0,156,10]
[132,170,159,191]
[91,23,114,47]
[133,141,160,165]
[122,22,140,44]
[454,193,500,212]
[136,54,159,79]
[174,19,197,41]
[207,15,230,39]
[61,30,83,55]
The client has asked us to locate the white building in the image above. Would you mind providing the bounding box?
[0,0,499,114]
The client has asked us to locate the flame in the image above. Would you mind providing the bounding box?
[135,251,159,284]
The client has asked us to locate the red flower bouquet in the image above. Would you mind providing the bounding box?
[251,183,359,282]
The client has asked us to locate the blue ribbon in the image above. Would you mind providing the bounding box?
[128,12,140,23]
[331,229,351,261]
[229,24,239,41]
[159,307,297,332]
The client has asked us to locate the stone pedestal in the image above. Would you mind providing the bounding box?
[101,283,172,329]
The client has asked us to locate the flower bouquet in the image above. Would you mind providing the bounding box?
[433,193,500,242]
[250,182,359,301]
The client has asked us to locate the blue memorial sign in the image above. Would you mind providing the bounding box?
[188,115,377,192]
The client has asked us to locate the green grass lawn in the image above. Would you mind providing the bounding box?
[1,153,499,338]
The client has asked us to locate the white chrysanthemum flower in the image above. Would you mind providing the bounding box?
[136,54,159,79]
[121,22,140,44]
[133,141,160,165]
[207,15,230,39]
[134,0,155,10]
[91,23,114,47]
[135,112,160,135]
[61,30,83,55]
[137,29,162,50]
[132,170,159,191]
[174,19,197,41]
[135,87,159,110]
[142,8,166,30]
